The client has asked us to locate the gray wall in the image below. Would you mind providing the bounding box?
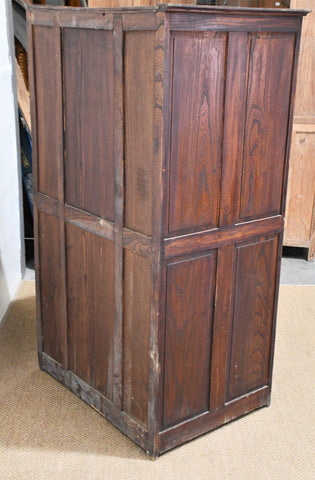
[0,0,23,321]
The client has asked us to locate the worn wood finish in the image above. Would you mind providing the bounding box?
[124,31,155,236]
[63,27,115,220]
[123,250,151,425]
[66,223,115,398]
[28,5,306,457]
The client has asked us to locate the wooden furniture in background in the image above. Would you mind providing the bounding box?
[284,0,315,261]
[28,4,306,457]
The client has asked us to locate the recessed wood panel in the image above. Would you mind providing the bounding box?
[168,32,226,233]
[124,31,154,236]
[163,253,216,428]
[33,26,59,198]
[63,28,115,221]
[227,236,279,402]
[285,129,315,244]
[66,223,115,399]
[220,32,250,226]
[123,250,151,426]
[38,212,66,364]
[240,33,295,219]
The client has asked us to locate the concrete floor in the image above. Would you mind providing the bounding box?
[280,247,315,285]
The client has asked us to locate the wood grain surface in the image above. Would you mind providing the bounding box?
[29,5,305,457]
[66,223,115,399]
[163,253,216,427]
[227,236,278,401]
[168,32,226,234]
[63,28,115,221]
[240,33,295,220]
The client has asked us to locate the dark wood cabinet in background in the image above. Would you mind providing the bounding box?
[28,4,307,457]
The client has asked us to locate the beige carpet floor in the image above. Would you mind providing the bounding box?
[0,281,314,480]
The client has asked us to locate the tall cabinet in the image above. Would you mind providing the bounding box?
[283,0,315,261]
[28,5,306,457]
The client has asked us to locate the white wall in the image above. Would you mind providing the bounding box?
[0,0,23,321]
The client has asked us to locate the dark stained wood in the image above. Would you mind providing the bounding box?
[66,223,115,399]
[125,31,155,236]
[122,229,153,258]
[209,244,235,411]
[227,235,279,401]
[163,253,216,428]
[33,25,59,199]
[219,32,250,226]
[168,12,302,32]
[240,33,295,220]
[113,15,124,409]
[38,212,66,365]
[159,385,270,453]
[63,27,115,221]
[164,216,283,258]
[149,11,168,457]
[29,5,306,458]
[168,31,226,234]
[123,250,151,426]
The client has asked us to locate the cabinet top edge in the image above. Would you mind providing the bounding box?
[27,4,309,17]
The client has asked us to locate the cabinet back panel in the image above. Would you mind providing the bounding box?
[66,223,115,399]
[123,250,151,426]
[63,28,115,221]
[33,26,59,199]
[38,212,66,364]
[124,31,155,236]
[168,32,226,234]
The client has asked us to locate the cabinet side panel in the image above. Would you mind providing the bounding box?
[168,32,226,234]
[123,250,151,426]
[240,33,295,219]
[284,128,315,245]
[63,28,115,221]
[227,235,278,402]
[163,253,216,428]
[66,223,115,399]
[38,212,66,364]
[33,26,59,199]
[124,31,154,236]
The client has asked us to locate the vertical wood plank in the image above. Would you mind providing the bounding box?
[32,24,59,199]
[227,236,279,402]
[54,16,68,370]
[123,251,151,426]
[38,212,66,364]
[220,32,250,227]
[63,28,115,221]
[124,31,155,236]
[113,14,124,409]
[30,14,68,369]
[66,224,115,397]
[148,10,167,458]
[210,244,235,411]
[240,33,295,220]
[163,253,216,428]
[168,31,226,234]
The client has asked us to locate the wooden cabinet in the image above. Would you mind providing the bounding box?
[28,5,306,457]
[284,0,315,261]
